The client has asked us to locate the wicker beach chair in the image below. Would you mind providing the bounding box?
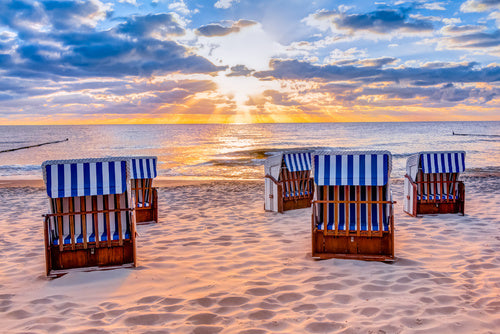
[42,157,137,276]
[130,156,158,224]
[311,151,395,261]
[403,151,465,216]
[264,152,314,213]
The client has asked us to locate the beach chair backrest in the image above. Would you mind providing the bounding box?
[130,156,157,209]
[42,157,132,248]
[409,151,465,200]
[313,151,392,234]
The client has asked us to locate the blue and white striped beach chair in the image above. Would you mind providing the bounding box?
[265,152,313,213]
[311,151,395,261]
[404,151,465,216]
[42,157,137,275]
[130,156,158,224]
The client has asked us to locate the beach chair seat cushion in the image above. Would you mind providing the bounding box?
[317,216,389,232]
[284,191,310,198]
[416,194,457,201]
[53,231,131,245]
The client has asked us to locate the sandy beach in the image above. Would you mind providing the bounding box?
[0,176,498,333]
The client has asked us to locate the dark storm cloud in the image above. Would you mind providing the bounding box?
[196,19,257,37]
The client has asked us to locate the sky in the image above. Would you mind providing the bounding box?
[0,0,499,124]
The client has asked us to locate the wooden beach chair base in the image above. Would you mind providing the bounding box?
[47,241,135,273]
[404,176,465,216]
[416,201,464,215]
[135,187,159,224]
[281,196,312,213]
[312,230,394,262]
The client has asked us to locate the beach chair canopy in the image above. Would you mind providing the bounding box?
[42,157,130,199]
[406,151,465,180]
[130,156,157,180]
[283,152,312,172]
[313,151,391,186]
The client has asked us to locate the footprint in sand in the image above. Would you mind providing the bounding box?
[245,288,274,296]
[313,283,344,291]
[192,326,223,334]
[248,310,275,320]
[237,329,267,334]
[218,296,249,307]
[292,304,317,313]
[305,321,344,333]
[190,297,216,308]
[6,309,32,319]
[136,295,164,304]
[276,292,304,303]
[186,312,220,325]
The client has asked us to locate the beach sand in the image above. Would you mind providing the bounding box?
[0,177,499,333]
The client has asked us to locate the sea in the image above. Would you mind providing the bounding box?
[0,122,498,181]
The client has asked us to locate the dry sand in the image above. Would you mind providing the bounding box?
[0,177,499,333]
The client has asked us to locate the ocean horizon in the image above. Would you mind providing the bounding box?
[1,121,498,181]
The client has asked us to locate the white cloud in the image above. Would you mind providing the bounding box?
[324,48,368,64]
[168,0,194,16]
[118,0,137,5]
[460,0,500,13]
[214,0,240,9]
[489,11,500,27]
[421,2,446,10]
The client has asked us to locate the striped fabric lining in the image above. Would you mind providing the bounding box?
[283,153,311,172]
[314,153,389,186]
[316,186,390,232]
[50,194,131,245]
[131,157,157,179]
[420,152,465,174]
[44,160,128,199]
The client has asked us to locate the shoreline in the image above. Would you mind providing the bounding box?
[0,178,263,189]
[1,168,498,189]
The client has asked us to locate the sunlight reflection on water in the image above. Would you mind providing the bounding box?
[0,122,498,180]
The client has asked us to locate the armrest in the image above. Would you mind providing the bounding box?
[264,174,280,185]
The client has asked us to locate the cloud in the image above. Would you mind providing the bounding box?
[254,59,500,85]
[116,13,185,38]
[305,7,435,36]
[195,19,257,37]
[41,0,111,30]
[460,0,500,13]
[214,0,239,10]
[0,6,225,80]
[436,28,500,54]
[168,0,197,16]
[227,65,253,77]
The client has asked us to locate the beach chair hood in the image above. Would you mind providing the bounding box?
[41,157,131,199]
[406,151,466,181]
[313,151,392,186]
[130,156,157,180]
[283,152,312,172]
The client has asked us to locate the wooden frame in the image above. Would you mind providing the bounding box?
[265,170,313,213]
[131,178,158,224]
[43,193,137,276]
[404,172,465,216]
[311,185,395,261]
